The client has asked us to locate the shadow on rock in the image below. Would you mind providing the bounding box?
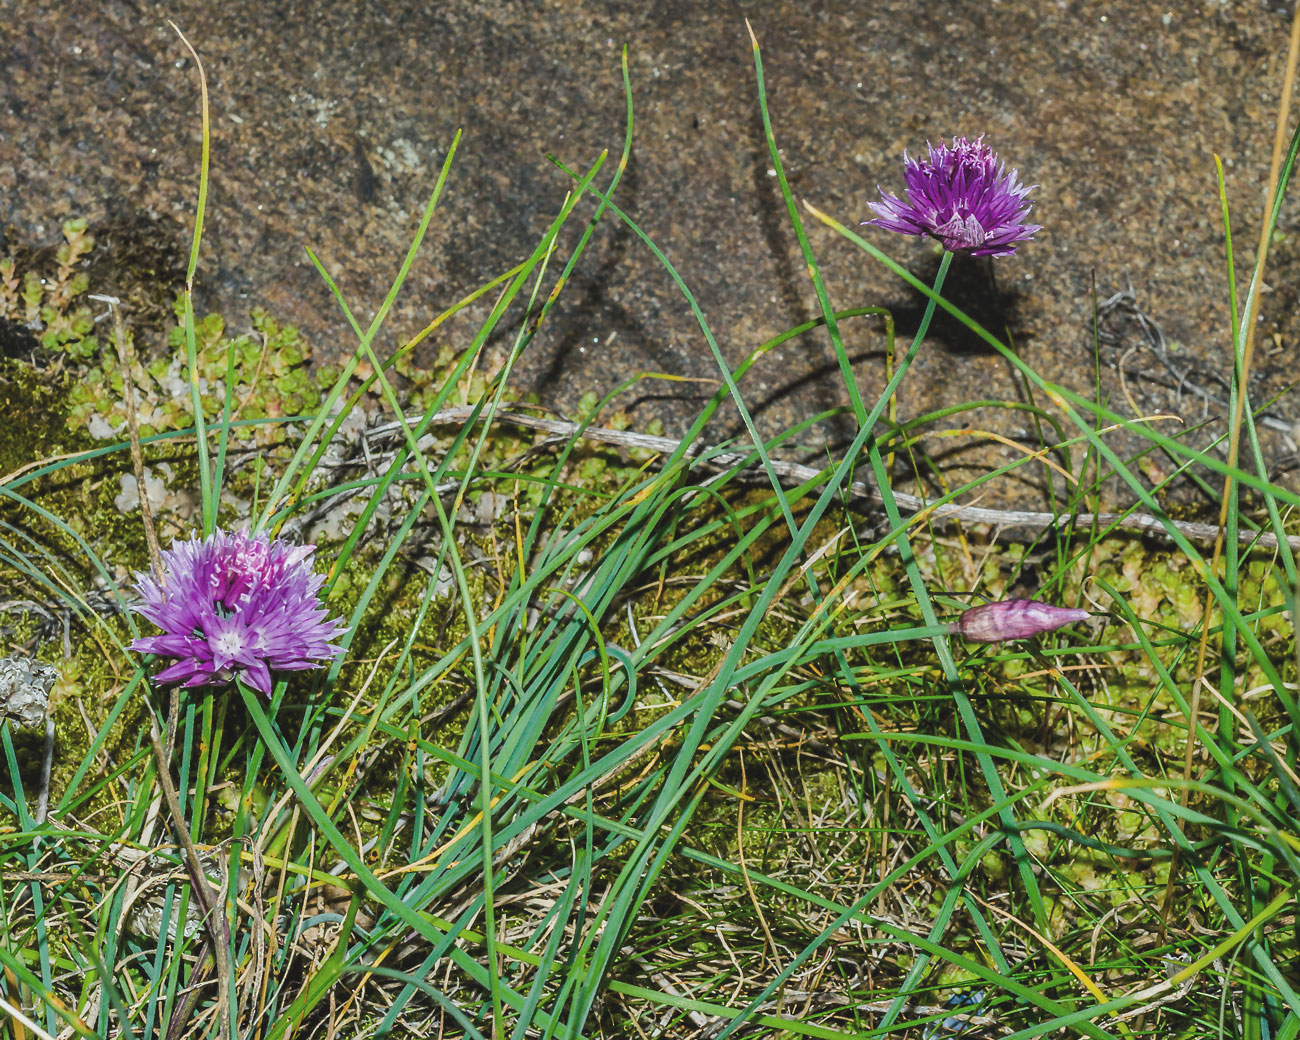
[889,252,1029,356]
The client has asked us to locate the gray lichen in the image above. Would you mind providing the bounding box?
[0,656,59,729]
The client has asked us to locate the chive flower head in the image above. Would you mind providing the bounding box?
[865,135,1041,257]
[129,528,345,696]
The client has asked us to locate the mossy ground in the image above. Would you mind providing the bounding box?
[3,218,1298,1036]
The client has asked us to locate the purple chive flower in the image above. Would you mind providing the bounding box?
[951,599,1090,643]
[129,528,345,696]
[864,135,1041,257]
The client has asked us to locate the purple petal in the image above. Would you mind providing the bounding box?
[242,658,274,697]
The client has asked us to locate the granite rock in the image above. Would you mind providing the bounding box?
[2,0,1296,509]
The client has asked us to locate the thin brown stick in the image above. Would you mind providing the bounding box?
[1,963,28,1040]
[146,714,233,1040]
[92,293,187,819]
[368,407,1300,551]
[90,295,163,582]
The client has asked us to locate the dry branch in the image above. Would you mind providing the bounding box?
[366,407,1300,552]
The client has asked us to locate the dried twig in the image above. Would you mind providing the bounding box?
[89,295,163,581]
[1095,280,1296,440]
[364,407,1300,551]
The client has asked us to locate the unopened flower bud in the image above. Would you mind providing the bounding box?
[951,599,1090,643]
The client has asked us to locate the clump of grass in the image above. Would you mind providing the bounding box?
[1,20,1299,1040]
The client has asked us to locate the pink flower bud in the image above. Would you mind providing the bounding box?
[950,599,1090,643]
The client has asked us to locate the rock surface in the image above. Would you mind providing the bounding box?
[2,1,1297,507]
